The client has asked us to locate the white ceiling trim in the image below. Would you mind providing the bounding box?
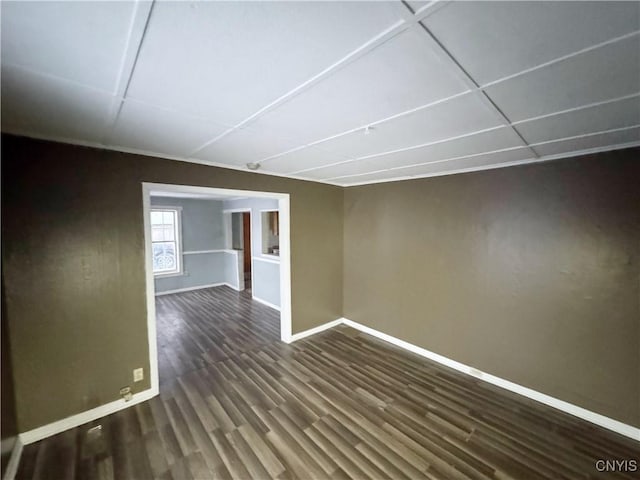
[327,145,527,180]
[408,9,535,157]
[249,12,640,170]
[258,90,473,165]
[510,92,640,126]
[186,1,446,157]
[481,30,640,90]
[322,125,640,181]
[285,92,640,176]
[338,140,640,187]
[529,124,640,147]
[290,125,506,175]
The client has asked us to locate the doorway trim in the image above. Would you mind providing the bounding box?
[142,182,293,396]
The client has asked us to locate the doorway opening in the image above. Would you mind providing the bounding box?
[229,210,253,290]
[142,183,292,393]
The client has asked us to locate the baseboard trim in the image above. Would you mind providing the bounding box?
[18,386,158,445]
[290,317,639,441]
[154,283,225,296]
[251,295,281,311]
[2,438,22,480]
[289,318,343,342]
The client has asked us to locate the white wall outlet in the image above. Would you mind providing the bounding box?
[119,386,133,402]
[133,367,144,382]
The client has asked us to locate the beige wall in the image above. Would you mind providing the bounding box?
[1,135,343,432]
[343,148,640,427]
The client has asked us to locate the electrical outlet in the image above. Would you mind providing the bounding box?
[119,386,133,401]
[133,367,144,382]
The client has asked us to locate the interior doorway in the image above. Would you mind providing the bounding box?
[141,183,293,395]
[242,212,251,288]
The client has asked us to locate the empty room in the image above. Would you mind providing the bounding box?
[1,1,638,479]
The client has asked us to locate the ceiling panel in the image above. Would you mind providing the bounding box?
[333,148,534,185]
[193,125,315,167]
[249,27,469,146]
[1,65,113,143]
[126,1,404,125]
[1,1,136,92]
[532,127,640,157]
[109,100,229,157]
[484,36,640,122]
[261,145,350,175]
[311,92,502,159]
[300,127,524,179]
[515,96,640,145]
[423,1,640,85]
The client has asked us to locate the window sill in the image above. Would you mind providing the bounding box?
[154,271,185,279]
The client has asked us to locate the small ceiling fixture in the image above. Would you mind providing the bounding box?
[246,162,261,171]
[364,125,375,135]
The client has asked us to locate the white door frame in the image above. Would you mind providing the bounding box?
[142,182,293,396]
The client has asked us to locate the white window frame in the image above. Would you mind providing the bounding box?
[150,206,183,277]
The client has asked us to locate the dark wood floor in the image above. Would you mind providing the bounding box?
[16,286,639,479]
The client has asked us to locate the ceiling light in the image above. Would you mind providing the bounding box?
[364,126,375,135]
[246,162,261,171]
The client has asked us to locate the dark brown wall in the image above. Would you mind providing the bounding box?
[1,135,343,432]
[344,148,640,427]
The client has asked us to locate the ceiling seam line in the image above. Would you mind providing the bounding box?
[324,127,640,181]
[271,88,640,168]
[528,124,640,146]
[261,87,640,169]
[186,20,414,157]
[290,122,640,177]
[410,15,538,158]
[339,141,640,187]
[256,90,473,165]
[510,92,640,125]
[287,125,507,174]
[101,0,156,145]
[480,30,640,90]
[322,146,528,180]
[260,2,639,172]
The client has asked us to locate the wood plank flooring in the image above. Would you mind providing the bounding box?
[16,286,639,479]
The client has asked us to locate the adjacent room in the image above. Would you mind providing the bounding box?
[1,1,639,479]
[147,187,286,388]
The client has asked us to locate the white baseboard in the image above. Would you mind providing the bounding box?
[251,295,281,311]
[18,386,158,445]
[154,282,225,296]
[2,438,22,480]
[288,318,344,342]
[289,317,639,442]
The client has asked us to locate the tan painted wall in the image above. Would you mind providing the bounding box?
[1,135,344,432]
[344,148,640,427]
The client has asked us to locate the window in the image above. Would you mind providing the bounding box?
[151,208,182,275]
[261,210,279,255]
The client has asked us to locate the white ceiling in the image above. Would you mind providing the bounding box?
[2,1,639,186]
